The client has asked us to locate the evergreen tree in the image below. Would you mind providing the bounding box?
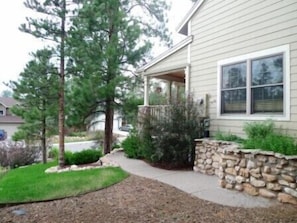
[9,49,59,164]
[20,0,80,167]
[67,0,170,154]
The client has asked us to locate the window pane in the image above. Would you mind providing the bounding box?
[221,89,246,113]
[222,62,246,89]
[252,55,283,86]
[252,86,283,113]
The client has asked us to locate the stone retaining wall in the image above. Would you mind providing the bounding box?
[194,139,297,205]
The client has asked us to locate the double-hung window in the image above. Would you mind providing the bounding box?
[218,45,290,120]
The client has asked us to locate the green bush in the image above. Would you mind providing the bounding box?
[65,149,102,165]
[138,96,205,168]
[215,131,244,143]
[243,121,297,155]
[122,134,142,158]
[243,120,274,139]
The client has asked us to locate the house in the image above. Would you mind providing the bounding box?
[0,97,23,139]
[137,0,297,138]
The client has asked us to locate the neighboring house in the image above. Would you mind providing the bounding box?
[0,97,23,139]
[87,112,123,132]
[137,0,297,138]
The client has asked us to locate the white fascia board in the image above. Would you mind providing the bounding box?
[176,0,205,35]
[136,35,193,73]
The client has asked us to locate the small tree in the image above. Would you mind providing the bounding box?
[9,49,59,164]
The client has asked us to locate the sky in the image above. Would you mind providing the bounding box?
[0,1,193,92]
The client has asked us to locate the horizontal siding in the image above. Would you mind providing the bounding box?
[190,0,297,138]
[145,46,188,75]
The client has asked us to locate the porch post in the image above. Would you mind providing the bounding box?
[185,65,190,95]
[167,80,172,104]
[144,75,149,106]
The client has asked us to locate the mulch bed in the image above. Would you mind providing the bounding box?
[0,175,296,223]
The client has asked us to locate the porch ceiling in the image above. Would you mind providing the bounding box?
[151,70,185,83]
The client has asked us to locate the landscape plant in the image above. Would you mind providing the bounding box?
[136,96,205,168]
[243,121,297,155]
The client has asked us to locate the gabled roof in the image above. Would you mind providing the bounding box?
[136,35,193,73]
[176,0,205,35]
[0,116,24,124]
[0,97,18,108]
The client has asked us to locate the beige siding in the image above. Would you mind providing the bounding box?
[145,46,188,75]
[189,0,297,138]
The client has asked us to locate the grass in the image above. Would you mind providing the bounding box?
[0,162,129,204]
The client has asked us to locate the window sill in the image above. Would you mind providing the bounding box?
[217,113,290,121]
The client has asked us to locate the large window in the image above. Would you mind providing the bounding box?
[218,45,290,120]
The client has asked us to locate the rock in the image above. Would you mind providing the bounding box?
[281,174,295,183]
[268,156,277,164]
[235,184,243,191]
[250,177,265,188]
[256,155,267,162]
[218,171,225,179]
[278,193,297,205]
[221,162,227,168]
[225,183,233,189]
[290,183,296,189]
[259,189,276,198]
[284,187,297,198]
[45,166,59,173]
[250,168,261,179]
[70,165,78,170]
[219,179,226,188]
[243,183,258,196]
[12,209,26,216]
[239,168,250,178]
[266,183,282,191]
[212,161,219,169]
[247,160,255,169]
[225,168,237,176]
[239,159,246,168]
[235,176,245,184]
[234,166,240,171]
[227,160,235,168]
[263,166,271,174]
[271,168,281,175]
[278,180,290,187]
[225,175,236,184]
[262,173,278,182]
[206,159,212,165]
[279,159,289,166]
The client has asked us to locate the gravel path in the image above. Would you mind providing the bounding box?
[0,175,296,223]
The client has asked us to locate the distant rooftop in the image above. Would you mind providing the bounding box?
[0,97,18,108]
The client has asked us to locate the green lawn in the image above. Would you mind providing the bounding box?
[0,162,129,204]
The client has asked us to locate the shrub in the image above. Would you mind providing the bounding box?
[215,131,244,143]
[64,149,102,165]
[121,134,142,158]
[138,95,205,168]
[243,121,297,155]
[0,142,40,168]
[243,120,274,139]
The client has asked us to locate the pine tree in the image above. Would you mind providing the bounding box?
[9,49,59,164]
[67,0,170,154]
[20,0,79,167]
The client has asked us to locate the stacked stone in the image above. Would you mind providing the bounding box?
[194,139,297,205]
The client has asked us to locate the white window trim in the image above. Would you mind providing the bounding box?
[217,45,290,121]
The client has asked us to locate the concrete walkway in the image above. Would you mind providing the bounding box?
[108,151,278,208]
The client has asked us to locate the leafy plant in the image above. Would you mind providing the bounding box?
[215,131,244,143]
[137,96,205,168]
[122,134,142,158]
[242,121,297,155]
[64,149,102,165]
[0,142,40,169]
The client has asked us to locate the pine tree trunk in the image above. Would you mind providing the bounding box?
[41,107,47,164]
[58,0,66,168]
[104,100,114,154]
